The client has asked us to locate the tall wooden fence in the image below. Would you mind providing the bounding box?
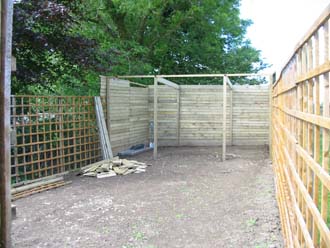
[272,5,330,247]
[101,76,270,154]
[10,96,102,184]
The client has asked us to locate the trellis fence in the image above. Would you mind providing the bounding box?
[10,96,102,184]
[272,5,330,247]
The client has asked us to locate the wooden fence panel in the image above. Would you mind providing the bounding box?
[149,85,178,146]
[10,96,102,184]
[101,78,149,154]
[272,4,330,247]
[177,85,232,146]
[101,76,270,151]
[232,85,270,145]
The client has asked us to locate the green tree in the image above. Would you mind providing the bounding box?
[80,0,267,83]
[12,0,112,95]
[12,0,268,95]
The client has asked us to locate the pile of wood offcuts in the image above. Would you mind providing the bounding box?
[79,157,151,178]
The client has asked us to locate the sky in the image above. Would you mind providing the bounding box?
[240,0,330,75]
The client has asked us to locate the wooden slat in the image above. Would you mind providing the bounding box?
[94,97,113,159]
[321,21,330,248]
[157,77,179,89]
[281,107,330,130]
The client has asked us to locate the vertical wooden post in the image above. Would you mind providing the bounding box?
[312,30,320,246]
[58,97,65,172]
[153,76,158,160]
[106,77,111,144]
[306,38,314,236]
[222,76,227,161]
[301,46,308,244]
[269,75,273,159]
[176,86,181,146]
[230,88,233,146]
[320,20,329,248]
[0,0,13,247]
[11,97,18,184]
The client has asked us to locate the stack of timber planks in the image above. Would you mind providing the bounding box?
[79,158,150,178]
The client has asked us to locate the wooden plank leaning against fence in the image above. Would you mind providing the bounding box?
[272,3,330,247]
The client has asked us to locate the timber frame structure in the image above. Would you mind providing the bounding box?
[111,73,272,161]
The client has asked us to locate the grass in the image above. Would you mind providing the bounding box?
[175,213,184,219]
[133,231,145,241]
[246,218,258,227]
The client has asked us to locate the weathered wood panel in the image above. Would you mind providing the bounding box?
[180,85,232,146]
[102,77,270,151]
[149,86,179,146]
[232,85,270,145]
[149,85,232,146]
[102,78,149,154]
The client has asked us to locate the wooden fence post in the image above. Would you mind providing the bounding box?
[269,75,273,159]
[153,76,158,160]
[0,0,13,247]
[321,20,330,248]
[106,77,111,142]
[222,76,227,161]
[176,86,181,146]
[230,88,233,146]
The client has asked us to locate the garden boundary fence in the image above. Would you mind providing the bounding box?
[271,4,330,247]
[10,96,103,185]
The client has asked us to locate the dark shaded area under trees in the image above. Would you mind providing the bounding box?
[12,0,268,95]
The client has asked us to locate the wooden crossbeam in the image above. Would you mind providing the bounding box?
[117,73,271,79]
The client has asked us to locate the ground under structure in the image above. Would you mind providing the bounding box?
[12,146,283,248]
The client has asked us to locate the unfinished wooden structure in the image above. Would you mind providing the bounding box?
[272,4,330,247]
[100,74,271,160]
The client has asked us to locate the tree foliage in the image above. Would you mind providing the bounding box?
[12,0,268,95]
[12,0,111,95]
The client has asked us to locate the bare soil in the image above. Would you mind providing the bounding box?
[12,146,283,248]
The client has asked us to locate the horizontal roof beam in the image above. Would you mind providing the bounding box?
[117,73,271,79]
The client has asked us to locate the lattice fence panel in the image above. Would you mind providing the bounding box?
[10,96,102,184]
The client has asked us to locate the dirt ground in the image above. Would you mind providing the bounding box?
[12,146,283,248]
